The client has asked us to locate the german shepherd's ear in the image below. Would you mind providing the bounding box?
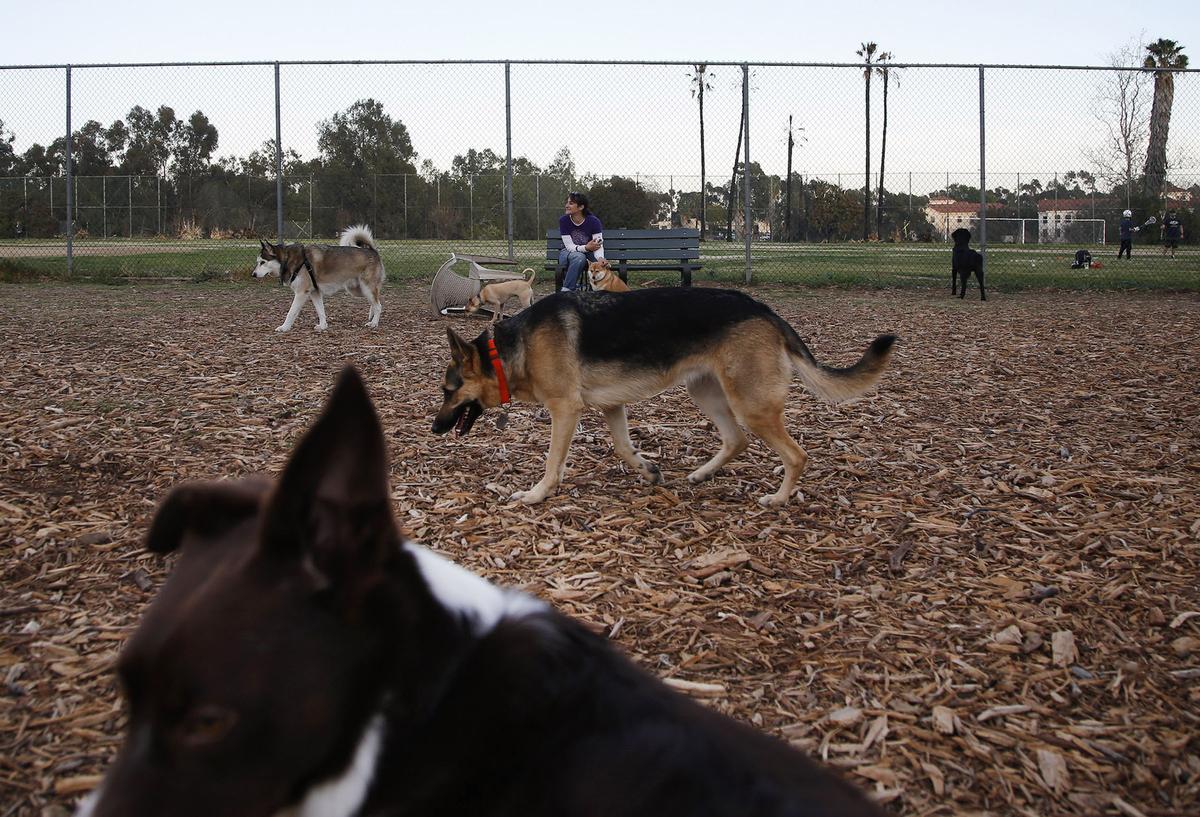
[146,479,270,554]
[446,327,477,366]
[259,367,398,597]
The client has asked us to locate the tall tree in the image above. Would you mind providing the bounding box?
[1142,39,1188,203]
[121,105,178,176]
[0,119,16,175]
[874,51,898,238]
[317,99,416,175]
[725,110,743,241]
[689,64,715,240]
[857,41,877,240]
[1086,39,1151,207]
[171,111,219,178]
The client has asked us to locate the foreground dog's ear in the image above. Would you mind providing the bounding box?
[146,479,270,554]
[260,366,397,594]
[260,239,276,257]
[446,327,476,365]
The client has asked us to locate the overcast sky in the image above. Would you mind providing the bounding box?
[8,0,1197,67]
[4,1,1198,193]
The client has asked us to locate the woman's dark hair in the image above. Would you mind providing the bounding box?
[568,191,591,216]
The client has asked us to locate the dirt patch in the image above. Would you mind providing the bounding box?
[1,282,1198,815]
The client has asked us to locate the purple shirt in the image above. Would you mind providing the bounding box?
[560,214,604,249]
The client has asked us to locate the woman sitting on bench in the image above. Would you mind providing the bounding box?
[558,192,605,291]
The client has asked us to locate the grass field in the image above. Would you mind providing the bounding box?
[1,237,1197,290]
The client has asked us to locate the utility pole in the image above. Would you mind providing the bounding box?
[784,115,794,243]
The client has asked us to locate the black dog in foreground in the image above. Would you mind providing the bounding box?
[950,228,986,301]
[76,367,886,817]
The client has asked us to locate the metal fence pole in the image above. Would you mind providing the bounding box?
[157,175,161,236]
[65,66,73,275]
[742,63,751,284]
[128,176,133,237]
[978,66,987,271]
[403,174,408,239]
[274,62,284,247]
[102,177,107,238]
[504,61,514,259]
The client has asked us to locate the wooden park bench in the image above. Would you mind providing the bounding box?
[545,227,701,289]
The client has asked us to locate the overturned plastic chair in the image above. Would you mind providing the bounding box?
[429,253,528,317]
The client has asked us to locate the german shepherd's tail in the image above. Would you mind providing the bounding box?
[771,316,897,404]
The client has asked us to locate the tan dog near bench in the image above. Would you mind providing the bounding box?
[466,267,537,324]
[587,260,630,292]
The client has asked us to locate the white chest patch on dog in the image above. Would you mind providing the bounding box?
[406,543,546,635]
[273,714,386,817]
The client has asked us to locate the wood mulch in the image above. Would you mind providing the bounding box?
[1,281,1197,817]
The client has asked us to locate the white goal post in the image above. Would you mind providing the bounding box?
[958,217,1107,245]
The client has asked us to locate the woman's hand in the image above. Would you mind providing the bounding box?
[583,239,599,252]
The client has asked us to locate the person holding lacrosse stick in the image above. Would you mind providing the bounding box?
[1119,210,1157,259]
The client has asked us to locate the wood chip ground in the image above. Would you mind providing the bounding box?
[1,282,1198,816]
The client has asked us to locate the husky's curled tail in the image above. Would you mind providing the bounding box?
[339,224,386,283]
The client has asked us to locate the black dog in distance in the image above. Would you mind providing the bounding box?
[950,228,986,301]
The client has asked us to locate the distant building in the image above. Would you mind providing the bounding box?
[923,199,1001,240]
[1035,197,1111,242]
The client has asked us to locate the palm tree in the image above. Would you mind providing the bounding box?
[874,52,899,239]
[857,41,877,240]
[1142,39,1188,203]
[689,64,715,240]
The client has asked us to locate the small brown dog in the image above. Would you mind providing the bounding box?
[587,259,630,292]
[466,268,536,324]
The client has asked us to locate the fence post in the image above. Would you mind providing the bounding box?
[274,62,284,251]
[505,61,514,259]
[742,63,751,284]
[157,175,161,237]
[65,65,73,275]
[128,176,133,237]
[978,66,987,273]
[404,174,408,239]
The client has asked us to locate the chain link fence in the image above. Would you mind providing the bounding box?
[0,60,1196,289]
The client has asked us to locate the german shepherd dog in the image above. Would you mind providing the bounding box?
[253,225,385,332]
[433,288,896,506]
[950,227,986,300]
[75,368,886,817]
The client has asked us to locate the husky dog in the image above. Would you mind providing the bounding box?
[253,225,385,332]
[433,288,896,506]
[74,367,885,817]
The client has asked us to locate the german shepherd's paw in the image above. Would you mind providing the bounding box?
[509,487,550,504]
[641,461,663,484]
[757,492,791,508]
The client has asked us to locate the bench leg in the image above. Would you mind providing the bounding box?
[681,266,693,287]
[617,263,629,284]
